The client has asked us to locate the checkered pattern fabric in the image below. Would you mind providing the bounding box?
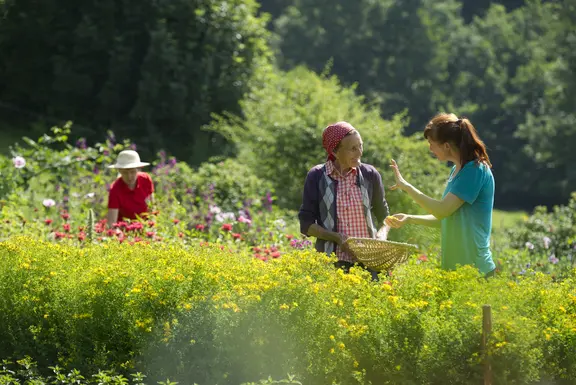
[326,161,371,262]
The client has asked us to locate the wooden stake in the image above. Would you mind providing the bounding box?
[482,304,493,385]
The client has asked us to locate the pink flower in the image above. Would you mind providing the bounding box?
[238,216,252,224]
[195,224,205,231]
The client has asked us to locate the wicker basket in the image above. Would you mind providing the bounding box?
[346,237,419,272]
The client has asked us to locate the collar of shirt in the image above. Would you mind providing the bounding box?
[118,173,141,191]
[326,160,357,180]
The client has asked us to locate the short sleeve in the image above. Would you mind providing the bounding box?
[449,163,486,204]
[108,183,120,209]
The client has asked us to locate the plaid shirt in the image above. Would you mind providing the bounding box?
[326,161,370,262]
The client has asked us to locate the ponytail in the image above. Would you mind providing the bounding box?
[457,118,492,168]
[424,113,492,168]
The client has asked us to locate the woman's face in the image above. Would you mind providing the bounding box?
[118,168,139,186]
[427,138,451,162]
[335,132,363,169]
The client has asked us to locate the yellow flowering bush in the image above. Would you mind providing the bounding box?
[1,237,575,384]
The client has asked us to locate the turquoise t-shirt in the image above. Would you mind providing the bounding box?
[441,161,496,275]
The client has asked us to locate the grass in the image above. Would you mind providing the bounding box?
[492,209,527,231]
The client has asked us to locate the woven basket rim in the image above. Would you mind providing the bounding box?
[346,237,419,249]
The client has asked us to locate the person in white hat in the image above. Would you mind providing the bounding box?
[106,150,155,225]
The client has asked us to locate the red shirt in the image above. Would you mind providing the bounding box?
[108,172,154,220]
[326,161,370,262]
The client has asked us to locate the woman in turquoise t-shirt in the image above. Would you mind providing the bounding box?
[386,113,496,277]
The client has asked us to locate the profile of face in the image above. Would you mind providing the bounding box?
[118,168,139,186]
[427,138,453,162]
[334,132,363,169]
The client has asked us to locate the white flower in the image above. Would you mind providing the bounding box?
[42,199,56,207]
[209,205,222,214]
[543,236,552,249]
[273,218,286,230]
[84,192,95,198]
[525,242,535,250]
[12,156,26,168]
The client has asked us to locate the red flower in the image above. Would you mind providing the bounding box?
[146,231,155,238]
[133,236,142,243]
[285,234,294,240]
[106,229,115,237]
[63,223,71,232]
[232,233,242,240]
[253,246,261,253]
[221,223,233,232]
[61,212,70,221]
[128,222,143,232]
[178,232,184,238]
[195,224,205,231]
[54,232,66,239]
[418,254,428,262]
[147,221,156,227]
[271,251,281,258]
[172,218,180,224]
[78,232,86,241]
[270,246,278,252]
[44,218,53,225]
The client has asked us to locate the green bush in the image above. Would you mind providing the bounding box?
[1,237,575,385]
[206,66,447,211]
[502,192,576,278]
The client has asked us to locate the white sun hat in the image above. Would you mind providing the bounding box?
[107,150,150,169]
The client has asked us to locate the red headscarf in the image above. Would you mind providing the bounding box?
[322,121,355,161]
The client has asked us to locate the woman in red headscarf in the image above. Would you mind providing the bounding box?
[298,121,390,280]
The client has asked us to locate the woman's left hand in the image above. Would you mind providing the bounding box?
[389,159,410,191]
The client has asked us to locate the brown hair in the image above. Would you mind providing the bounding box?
[423,113,492,168]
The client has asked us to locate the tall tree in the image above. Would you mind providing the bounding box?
[0,0,272,164]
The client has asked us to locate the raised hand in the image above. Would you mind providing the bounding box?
[389,159,409,191]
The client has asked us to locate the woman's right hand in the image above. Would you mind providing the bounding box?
[384,214,410,229]
[338,234,355,256]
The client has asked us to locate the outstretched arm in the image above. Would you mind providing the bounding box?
[388,159,464,219]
